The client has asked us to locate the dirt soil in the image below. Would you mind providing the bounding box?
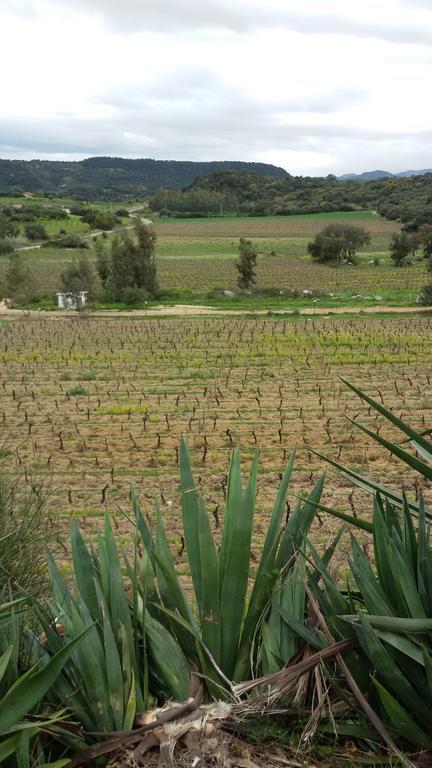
[1,300,431,319]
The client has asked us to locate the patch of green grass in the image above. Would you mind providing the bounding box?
[163,210,377,224]
[67,385,88,396]
[96,404,149,415]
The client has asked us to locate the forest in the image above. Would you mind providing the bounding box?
[0,157,287,199]
[151,169,432,227]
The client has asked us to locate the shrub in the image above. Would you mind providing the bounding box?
[43,234,89,249]
[118,287,149,305]
[0,462,55,598]
[417,282,432,305]
[0,239,14,256]
[24,223,49,241]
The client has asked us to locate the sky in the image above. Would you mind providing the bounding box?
[1,0,432,175]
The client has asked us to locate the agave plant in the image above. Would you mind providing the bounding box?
[312,380,432,748]
[134,438,328,691]
[0,597,88,767]
[32,514,190,740]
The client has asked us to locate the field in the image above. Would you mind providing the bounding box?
[1,207,428,307]
[1,313,431,566]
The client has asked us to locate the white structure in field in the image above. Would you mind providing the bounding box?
[56,292,87,309]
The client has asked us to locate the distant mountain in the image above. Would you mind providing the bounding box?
[0,157,288,200]
[339,168,432,181]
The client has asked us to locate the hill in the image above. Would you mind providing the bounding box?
[150,169,432,226]
[0,157,288,200]
[339,168,432,181]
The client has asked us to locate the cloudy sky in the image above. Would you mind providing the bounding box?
[1,0,432,175]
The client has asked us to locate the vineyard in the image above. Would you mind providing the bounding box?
[1,209,426,306]
[1,313,431,564]
[153,211,398,238]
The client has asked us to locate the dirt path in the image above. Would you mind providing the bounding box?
[0,301,431,319]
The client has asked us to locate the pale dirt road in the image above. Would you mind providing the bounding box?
[0,301,431,320]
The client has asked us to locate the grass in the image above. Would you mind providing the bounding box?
[67,385,89,396]
[160,210,378,223]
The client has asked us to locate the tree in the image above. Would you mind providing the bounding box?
[418,224,432,263]
[109,232,138,300]
[390,232,412,266]
[108,221,158,300]
[94,237,110,289]
[307,223,370,264]
[60,256,97,310]
[236,237,257,289]
[0,214,19,239]
[24,223,49,241]
[335,224,370,260]
[307,231,344,263]
[6,254,33,305]
[134,220,158,295]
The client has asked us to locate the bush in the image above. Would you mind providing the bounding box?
[0,239,14,255]
[118,287,149,305]
[417,282,432,305]
[43,234,89,249]
[24,223,49,241]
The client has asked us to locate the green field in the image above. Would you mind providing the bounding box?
[0,205,429,309]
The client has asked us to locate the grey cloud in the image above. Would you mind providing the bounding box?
[98,67,366,117]
[1,98,430,168]
[31,0,432,47]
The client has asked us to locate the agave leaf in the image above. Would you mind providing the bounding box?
[341,378,432,464]
[0,646,13,685]
[346,417,432,482]
[197,495,220,663]
[261,449,296,566]
[310,525,345,588]
[297,495,373,533]
[179,436,205,608]
[260,622,283,675]
[401,495,417,573]
[277,474,324,569]
[234,453,296,679]
[95,584,124,731]
[219,445,243,587]
[71,522,99,620]
[0,733,31,764]
[0,626,92,733]
[342,615,432,633]
[311,449,428,520]
[349,536,393,616]
[220,451,258,679]
[145,612,189,701]
[422,646,432,695]
[307,540,350,618]
[68,601,113,731]
[123,668,136,731]
[373,677,431,747]
[276,607,325,651]
[355,617,431,729]
[372,496,402,613]
[417,498,432,615]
